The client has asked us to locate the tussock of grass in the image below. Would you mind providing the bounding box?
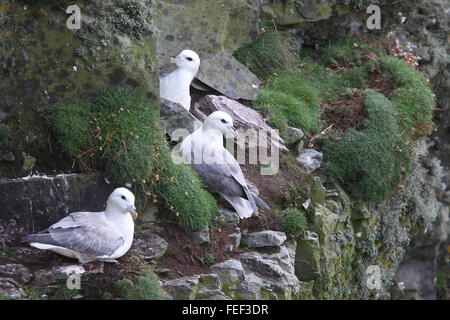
[310,37,382,68]
[281,208,307,237]
[233,25,294,79]
[156,159,218,231]
[254,74,322,135]
[0,123,8,145]
[115,269,164,300]
[377,57,434,137]
[47,89,217,231]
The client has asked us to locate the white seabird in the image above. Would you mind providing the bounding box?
[160,49,200,111]
[180,111,270,219]
[22,187,137,264]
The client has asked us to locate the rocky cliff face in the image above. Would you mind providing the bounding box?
[0,0,448,300]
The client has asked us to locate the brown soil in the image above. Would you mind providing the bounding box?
[155,223,234,279]
[322,92,367,135]
[367,69,395,95]
[321,69,395,135]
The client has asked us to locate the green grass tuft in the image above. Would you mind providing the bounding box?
[114,269,164,300]
[156,159,218,232]
[324,91,412,201]
[233,25,294,79]
[281,208,308,237]
[46,103,92,157]
[204,253,215,265]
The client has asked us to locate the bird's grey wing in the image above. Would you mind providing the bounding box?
[192,147,258,211]
[193,162,246,198]
[23,212,124,257]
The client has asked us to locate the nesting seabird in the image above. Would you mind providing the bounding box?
[180,111,270,219]
[22,188,137,264]
[160,49,200,111]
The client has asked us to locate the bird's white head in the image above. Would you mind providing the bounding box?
[203,111,236,136]
[106,188,138,220]
[169,49,200,75]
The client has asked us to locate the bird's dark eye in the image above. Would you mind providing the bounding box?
[121,195,126,200]
[186,57,193,61]
[221,119,227,123]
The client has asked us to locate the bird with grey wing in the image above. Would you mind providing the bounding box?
[160,49,200,111]
[22,188,138,264]
[179,111,270,219]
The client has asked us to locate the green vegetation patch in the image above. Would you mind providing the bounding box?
[247,36,434,202]
[156,159,218,231]
[324,91,412,201]
[281,208,308,237]
[114,269,164,300]
[47,89,217,231]
[254,74,322,135]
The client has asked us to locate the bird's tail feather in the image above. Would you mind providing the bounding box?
[251,193,270,210]
[222,195,254,219]
[21,233,59,247]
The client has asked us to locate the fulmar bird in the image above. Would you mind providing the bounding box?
[160,49,200,111]
[22,188,137,264]
[180,111,270,219]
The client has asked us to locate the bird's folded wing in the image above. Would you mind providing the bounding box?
[192,148,249,198]
[25,212,124,257]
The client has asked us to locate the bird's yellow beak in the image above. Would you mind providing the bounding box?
[168,56,177,63]
[128,205,138,220]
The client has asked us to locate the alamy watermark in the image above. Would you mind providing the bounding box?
[366,265,382,290]
[170,127,280,175]
[367,5,381,30]
[66,272,81,290]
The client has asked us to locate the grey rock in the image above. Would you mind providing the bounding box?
[131,231,168,261]
[0,264,31,285]
[32,263,104,287]
[161,276,200,300]
[210,243,300,299]
[197,290,231,300]
[283,126,305,145]
[240,252,285,278]
[192,95,288,152]
[154,0,260,100]
[242,230,287,248]
[228,231,242,249]
[1,152,15,162]
[189,225,210,245]
[160,97,201,140]
[211,260,246,286]
[217,207,240,228]
[295,236,321,281]
[222,244,234,253]
[154,269,171,276]
[1,0,159,133]
[296,149,323,173]
[295,139,305,154]
[261,0,332,26]
[196,273,230,300]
